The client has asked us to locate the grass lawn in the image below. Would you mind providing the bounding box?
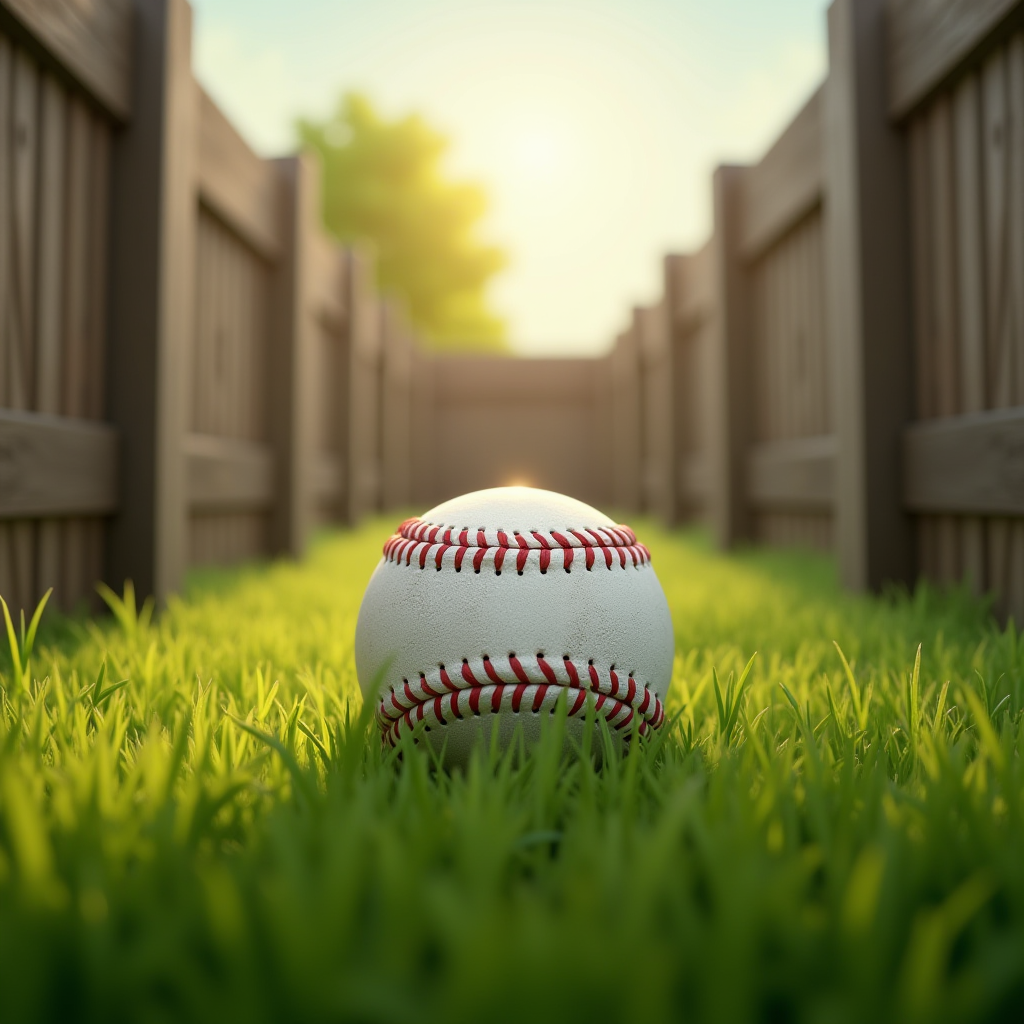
[1,518,1022,1023]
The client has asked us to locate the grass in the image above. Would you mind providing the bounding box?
[1,518,1022,1024]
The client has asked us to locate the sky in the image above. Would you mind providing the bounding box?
[191,0,830,355]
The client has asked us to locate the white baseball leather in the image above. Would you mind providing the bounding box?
[355,487,675,763]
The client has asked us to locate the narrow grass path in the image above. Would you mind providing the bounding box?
[1,519,1022,1023]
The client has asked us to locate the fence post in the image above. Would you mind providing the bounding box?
[707,165,752,549]
[825,0,916,591]
[105,0,196,604]
[270,152,318,557]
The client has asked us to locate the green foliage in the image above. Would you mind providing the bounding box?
[297,94,508,353]
[1,522,1023,1023]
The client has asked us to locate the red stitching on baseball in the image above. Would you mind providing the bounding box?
[381,517,651,574]
[375,655,665,748]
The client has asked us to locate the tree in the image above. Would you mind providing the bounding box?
[296,93,508,352]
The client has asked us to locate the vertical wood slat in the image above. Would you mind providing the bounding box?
[269,153,316,557]
[34,73,65,604]
[106,0,197,605]
[6,48,38,610]
[908,114,936,579]
[953,72,988,593]
[928,95,961,585]
[346,248,382,523]
[62,95,92,607]
[826,0,916,591]
[708,164,752,548]
[1008,34,1024,623]
[981,47,1013,611]
[0,39,12,610]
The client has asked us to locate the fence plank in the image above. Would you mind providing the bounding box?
[34,73,65,601]
[269,153,317,556]
[708,164,752,547]
[952,72,989,591]
[981,47,1014,606]
[826,0,916,590]
[106,0,197,603]
[346,249,382,522]
[928,95,962,583]
[8,48,38,607]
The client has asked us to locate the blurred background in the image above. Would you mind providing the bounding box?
[192,0,829,355]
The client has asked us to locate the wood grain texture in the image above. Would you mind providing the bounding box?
[380,301,413,511]
[746,435,836,512]
[346,248,382,522]
[197,88,284,260]
[192,208,270,441]
[708,164,753,547]
[826,0,916,591]
[0,410,117,517]
[185,433,274,512]
[749,210,830,443]
[309,228,347,331]
[637,299,674,522]
[0,0,132,120]
[981,46,1016,608]
[105,0,197,603]
[739,85,824,260]
[953,72,989,591]
[268,153,317,556]
[904,407,1024,514]
[887,0,1022,119]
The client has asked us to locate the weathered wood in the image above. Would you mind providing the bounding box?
[0,410,117,517]
[747,435,837,512]
[346,248,382,522]
[953,72,989,591]
[980,46,1016,606]
[826,0,916,590]
[611,324,643,513]
[739,86,825,260]
[197,88,284,261]
[637,299,674,523]
[707,164,753,547]
[192,208,271,444]
[269,152,317,555]
[0,0,132,121]
[185,433,273,511]
[904,407,1024,514]
[105,0,197,603]
[380,300,413,510]
[887,0,1023,119]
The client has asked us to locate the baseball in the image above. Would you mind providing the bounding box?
[355,486,675,763]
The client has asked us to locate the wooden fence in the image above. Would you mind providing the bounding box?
[2,0,1024,625]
